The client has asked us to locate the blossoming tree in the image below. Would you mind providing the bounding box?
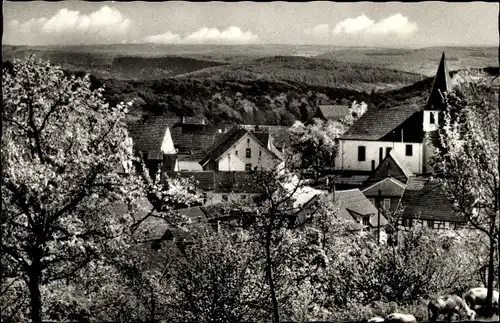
[1,57,145,322]
[431,70,499,315]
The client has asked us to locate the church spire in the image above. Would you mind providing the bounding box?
[426,52,453,110]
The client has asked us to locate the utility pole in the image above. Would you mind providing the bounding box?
[378,189,381,245]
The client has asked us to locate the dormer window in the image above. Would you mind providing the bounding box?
[362,215,370,226]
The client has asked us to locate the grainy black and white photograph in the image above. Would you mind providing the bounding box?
[1,1,499,322]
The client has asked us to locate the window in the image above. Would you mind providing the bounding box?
[403,218,413,227]
[222,195,228,202]
[235,150,238,156]
[383,198,391,210]
[427,220,435,229]
[246,148,251,158]
[259,150,262,157]
[247,138,250,144]
[386,147,392,156]
[245,163,252,172]
[406,144,413,156]
[358,146,366,161]
[362,215,370,226]
[241,195,247,200]
[371,160,375,171]
[430,112,436,124]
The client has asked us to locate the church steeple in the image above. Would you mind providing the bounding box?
[425,52,453,111]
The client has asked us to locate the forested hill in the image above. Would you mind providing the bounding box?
[94,66,496,126]
[94,76,433,126]
[175,55,426,92]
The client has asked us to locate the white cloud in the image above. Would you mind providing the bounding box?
[304,24,331,37]
[139,26,258,45]
[5,6,131,45]
[366,13,418,35]
[332,13,417,36]
[333,15,374,34]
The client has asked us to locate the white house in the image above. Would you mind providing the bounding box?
[200,126,284,172]
[335,52,454,175]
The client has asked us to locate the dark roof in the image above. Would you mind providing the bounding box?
[400,176,465,222]
[237,125,291,148]
[330,174,371,187]
[365,150,413,185]
[199,127,248,166]
[341,105,423,141]
[163,171,263,193]
[170,126,224,154]
[426,52,453,111]
[362,177,406,197]
[126,123,168,159]
[333,189,388,227]
[317,105,351,121]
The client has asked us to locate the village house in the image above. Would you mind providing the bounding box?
[397,175,467,230]
[162,170,262,206]
[313,104,351,123]
[199,126,284,172]
[334,52,453,176]
[361,149,413,212]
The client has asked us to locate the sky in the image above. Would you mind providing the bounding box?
[3,1,499,48]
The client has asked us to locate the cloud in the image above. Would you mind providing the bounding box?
[366,14,418,35]
[333,15,374,35]
[139,26,258,45]
[5,6,131,45]
[304,24,330,37]
[332,13,417,36]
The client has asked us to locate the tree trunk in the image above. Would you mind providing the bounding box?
[28,263,43,322]
[265,219,280,322]
[485,234,495,316]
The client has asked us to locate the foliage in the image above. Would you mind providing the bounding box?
[431,70,499,313]
[289,101,363,176]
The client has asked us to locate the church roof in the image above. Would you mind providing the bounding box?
[425,52,453,111]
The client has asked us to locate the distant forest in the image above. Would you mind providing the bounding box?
[2,56,496,126]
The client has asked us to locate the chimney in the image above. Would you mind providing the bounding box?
[182,116,185,124]
[202,119,205,125]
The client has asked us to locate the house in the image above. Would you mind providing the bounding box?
[362,177,406,213]
[162,171,263,206]
[363,149,413,186]
[126,121,177,178]
[200,126,283,172]
[334,52,454,175]
[313,104,351,122]
[237,124,291,154]
[398,175,466,230]
[294,187,389,239]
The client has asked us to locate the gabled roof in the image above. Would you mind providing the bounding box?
[126,123,170,160]
[162,171,263,193]
[362,177,406,197]
[317,104,351,121]
[199,127,248,166]
[400,175,465,222]
[170,126,224,154]
[333,189,387,227]
[341,105,423,141]
[426,52,453,111]
[200,127,282,166]
[365,150,413,185]
[237,124,291,148]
